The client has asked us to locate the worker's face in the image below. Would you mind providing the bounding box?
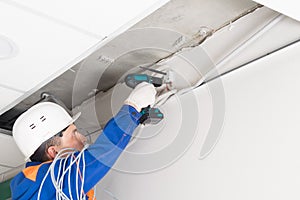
[57,124,87,152]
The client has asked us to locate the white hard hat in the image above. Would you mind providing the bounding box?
[12,102,80,161]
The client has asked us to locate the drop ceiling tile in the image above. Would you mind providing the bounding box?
[0,133,24,168]
[0,2,100,92]
[0,87,23,115]
[0,166,11,175]
[254,0,300,22]
[9,0,170,36]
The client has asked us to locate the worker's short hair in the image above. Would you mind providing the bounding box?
[29,131,63,162]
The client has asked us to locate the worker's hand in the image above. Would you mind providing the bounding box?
[124,82,157,112]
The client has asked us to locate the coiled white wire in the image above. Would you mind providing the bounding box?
[37,145,96,200]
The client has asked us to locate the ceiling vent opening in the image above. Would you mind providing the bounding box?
[0,35,18,59]
[0,93,71,133]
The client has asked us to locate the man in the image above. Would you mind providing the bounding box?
[10,82,157,200]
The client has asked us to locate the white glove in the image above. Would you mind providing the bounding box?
[124,82,157,112]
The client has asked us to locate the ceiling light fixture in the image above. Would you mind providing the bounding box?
[0,35,18,59]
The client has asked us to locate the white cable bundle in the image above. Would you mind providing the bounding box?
[37,146,96,200]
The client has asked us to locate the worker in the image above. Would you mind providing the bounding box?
[10,82,157,200]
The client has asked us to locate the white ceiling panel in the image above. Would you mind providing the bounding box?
[7,0,170,37]
[0,2,100,92]
[0,133,24,168]
[0,166,11,175]
[254,0,300,22]
[0,87,23,115]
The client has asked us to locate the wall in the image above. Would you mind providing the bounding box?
[94,32,300,200]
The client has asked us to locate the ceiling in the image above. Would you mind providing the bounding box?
[0,0,259,131]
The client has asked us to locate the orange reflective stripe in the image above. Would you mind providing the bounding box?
[22,161,51,182]
[87,189,96,200]
[22,165,41,182]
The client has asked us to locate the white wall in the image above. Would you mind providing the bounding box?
[95,33,300,200]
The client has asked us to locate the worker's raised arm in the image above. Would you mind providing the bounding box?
[82,104,142,191]
[57,82,156,196]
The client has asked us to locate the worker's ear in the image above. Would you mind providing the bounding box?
[47,146,58,160]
